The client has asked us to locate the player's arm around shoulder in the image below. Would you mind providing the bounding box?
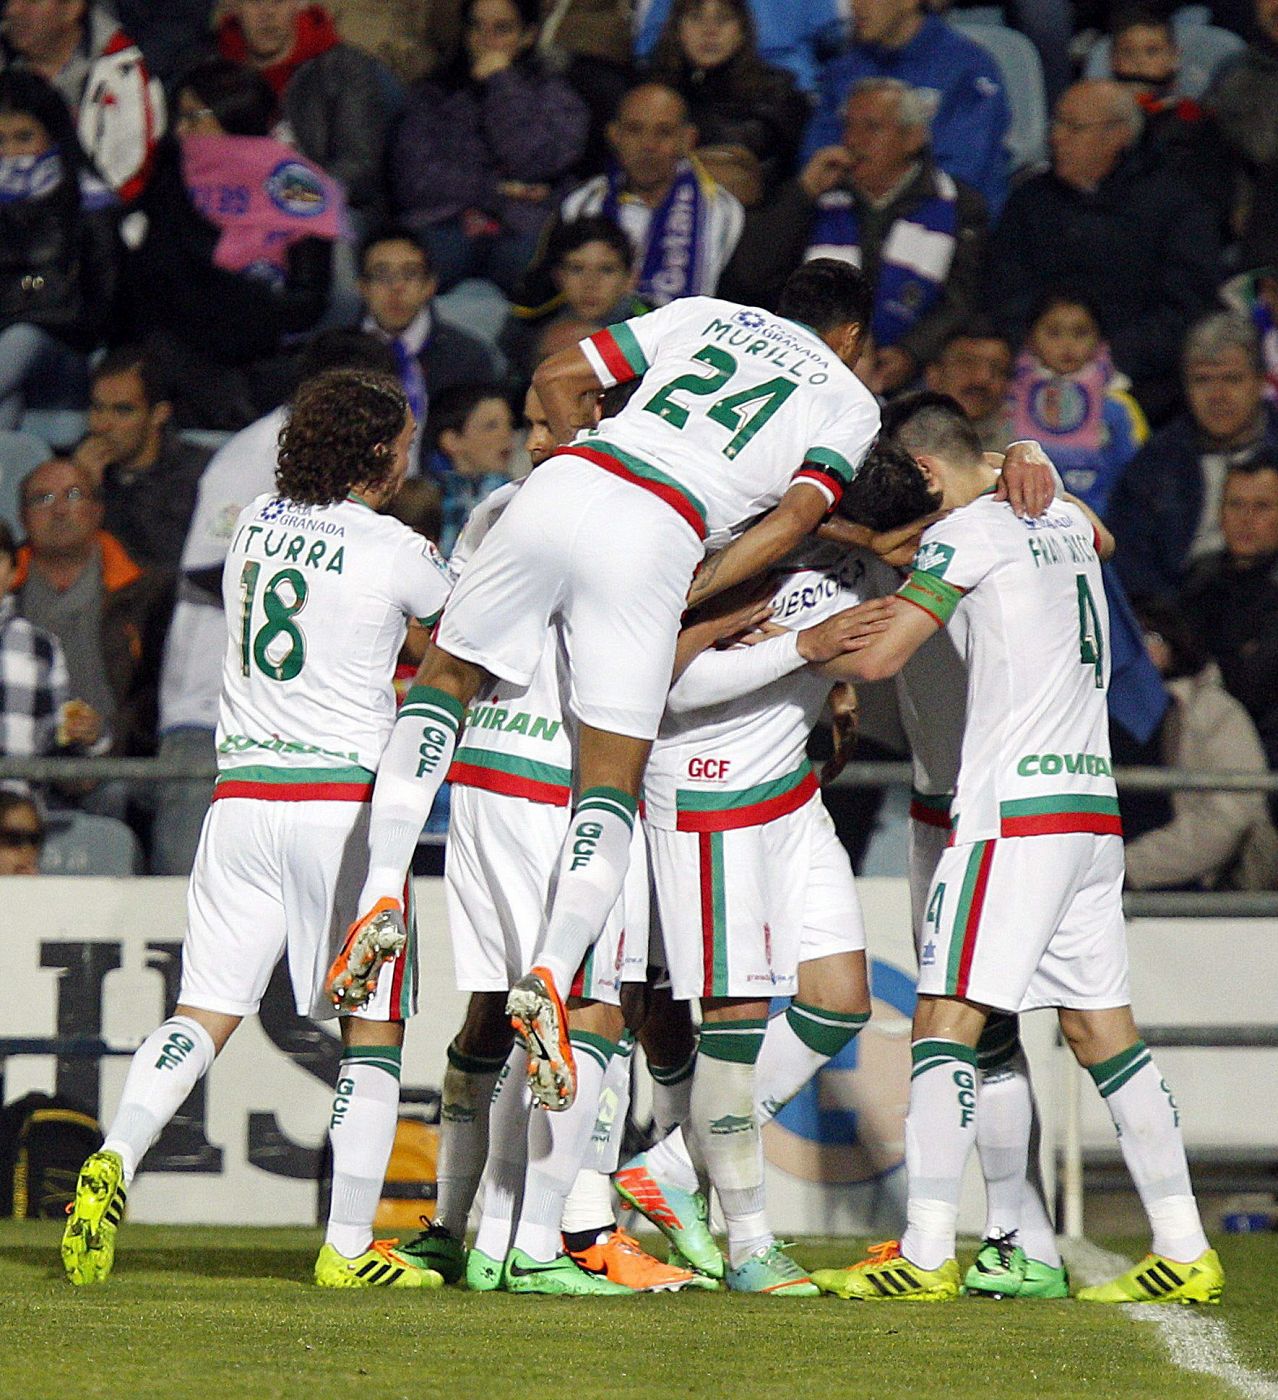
[817,594,941,683]
[1060,491,1117,562]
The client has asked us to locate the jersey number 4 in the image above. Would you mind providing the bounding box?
[642,345,797,459]
[239,562,308,681]
[1076,574,1105,688]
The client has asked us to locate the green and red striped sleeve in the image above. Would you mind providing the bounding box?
[897,569,966,627]
[581,321,650,387]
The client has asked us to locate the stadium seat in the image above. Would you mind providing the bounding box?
[1084,12,1245,98]
[948,16,1049,174]
[18,408,88,452]
[40,812,144,876]
[0,430,51,527]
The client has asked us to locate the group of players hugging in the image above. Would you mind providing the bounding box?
[60,259,1222,1306]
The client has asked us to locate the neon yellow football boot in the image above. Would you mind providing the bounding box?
[61,1150,126,1285]
[1076,1249,1223,1305]
[314,1239,445,1288]
[812,1240,961,1301]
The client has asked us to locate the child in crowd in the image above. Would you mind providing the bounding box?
[424,382,517,556]
[1008,291,1147,515]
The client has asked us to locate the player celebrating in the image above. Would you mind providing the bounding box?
[334,259,884,1114]
[810,396,1222,1305]
[62,371,453,1290]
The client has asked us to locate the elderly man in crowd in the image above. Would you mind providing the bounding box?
[923,321,1014,451]
[990,79,1220,423]
[1109,312,1278,601]
[723,77,987,396]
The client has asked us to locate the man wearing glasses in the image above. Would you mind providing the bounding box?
[0,791,44,875]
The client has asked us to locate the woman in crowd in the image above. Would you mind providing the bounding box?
[0,71,118,431]
[117,57,345,428]
[390,0,589,295]
[644,0,810,200]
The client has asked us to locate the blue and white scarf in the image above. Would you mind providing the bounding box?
[603,158,706,306]
[806,169,959,348]
[0,150,115,210]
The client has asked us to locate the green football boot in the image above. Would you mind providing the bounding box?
[812,1241,961,1301]
[398,1221,467,1284]
[614,1154,725,1279]
[1076,1249,1223,1305]
[61,1150,126,1285]
[963,1233,1028,1298]
[503,1248,634,1296]
[314,1239,444,1288]
[465,1246,506,1292]
[725,1242,819,1297]
[1019,1256,1071,1299]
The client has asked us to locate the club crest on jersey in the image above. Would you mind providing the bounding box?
[266,160,328,216]
[913,540,955,577]
[734,309,766,329]
[259,497,289,522]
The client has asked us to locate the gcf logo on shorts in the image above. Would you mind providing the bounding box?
[569,820,603,871]
[266,160,329,217]
[155,1029,195,1070]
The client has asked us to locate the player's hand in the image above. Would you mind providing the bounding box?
[736,619,788,646]
[800,146,855,201]
[797,599,894,662]
[998,440,1056,518]
[869,511,947,568]
[820,681,860,785]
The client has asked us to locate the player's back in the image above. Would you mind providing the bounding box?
[576,297,880,547]
[216,493,452,783]
[907,494,1119,844]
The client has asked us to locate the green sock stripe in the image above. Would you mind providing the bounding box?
[976,1013,1021,1071]
[342,1045,402,1080]
[446,1041,508,1075]
[576,790,637,828]
[699,1019,768,1065]
[580,785,638,814]
[909,1038,976,1080]
[649,1052,696,1086]
[616,1030,636,1056]
[403,685,464,724]
[1088,1040,1152,1098]
[786,1001,870,1056]
[569,1030,617,1072]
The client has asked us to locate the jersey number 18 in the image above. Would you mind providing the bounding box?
[239,562,308,682]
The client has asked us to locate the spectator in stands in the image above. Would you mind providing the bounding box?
[923,321,1014,451]
[644,0,810,197]
[70,346,210,569]
[558,82,743,304]
[806,0,1011,217]
[1105,5,1233,230]
[391,0,589,295]
[634,0,843,94]
[356,226,496,460]
[424,382,515,555]
[0,516,71,767]
[151,328,397,875]
[0,789,44,873]
[0,70,117,432]
[1180,457,1278,815]
[989,79,1220,424]
[504,215,644,382]
[117,58,342,430]
[723,77,986,396]
[1109,312,1278,600]
[13,456,172,758]
[323,0,436,85]
[1,0,163,201]
[1206,0,1278,269]
[1124,595,1278,891]
[1007,290,1148,515]
[217,0,394,230]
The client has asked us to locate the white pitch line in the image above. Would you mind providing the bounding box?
[1064,1239,1278,1400]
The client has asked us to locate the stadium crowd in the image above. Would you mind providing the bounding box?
[0,0,1276,890]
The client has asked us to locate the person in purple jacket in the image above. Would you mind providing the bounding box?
[805,0,1011,217]
[390,0,589,295]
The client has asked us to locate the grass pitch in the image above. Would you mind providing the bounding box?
[2,1223,1275,1400]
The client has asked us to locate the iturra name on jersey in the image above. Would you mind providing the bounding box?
[644,542,868,831]
[215,492,452,797]
[895,491,1119,845]
[572,296,880,549]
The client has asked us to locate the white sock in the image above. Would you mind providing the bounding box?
[434,1040,506,1238]
[1089,1041,1209,1262]
[359,685,463,908]
[535,790,637,1000]
[643,1125,700,1194]
[512,1031,612,1262]
[688,1020,769,1268]
[648,1051,695,1137]
[325,1045,402,1258]
[590,1034,633,1174]
[561,1169,617,1239]
[755,1001,868,1122]
[900,1039,979,1271]
[472,1047,531,1262]
[103,1016,216,1185]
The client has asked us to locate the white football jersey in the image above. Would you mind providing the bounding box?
[897,491,1119,845]
[575,297,880,548]
[644,542,870,830]
[446,482,573,806]
[214,493,452,792]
